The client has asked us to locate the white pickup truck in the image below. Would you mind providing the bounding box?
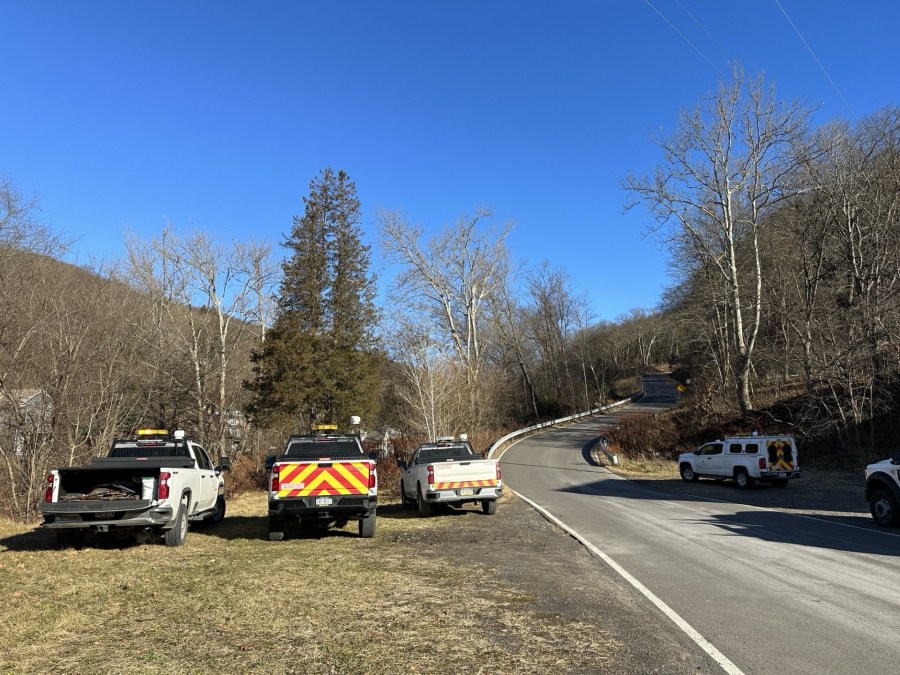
[39,429,229,548]
[678,434,800,488]
[398,439,502,516]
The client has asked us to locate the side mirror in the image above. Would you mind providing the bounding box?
[891,449,900,465]
[264,455,276,472]
[217,457,232,472]
[396,459,408,470]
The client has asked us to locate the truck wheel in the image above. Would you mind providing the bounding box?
[734,468,754,489]
[679,463,699,482]
[358,511,376,538]
[164,503,189,547]
[400,481,415,509]
[481,500,498,515]
[870,489,900,527]
[417,485,433,517]
[208,496,226,525]
[268,517,285,541]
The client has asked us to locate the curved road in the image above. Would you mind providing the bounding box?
[499,373,900,674]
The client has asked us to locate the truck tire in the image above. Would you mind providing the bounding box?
[208,496,226,525]
[417,484,433,517]
[400,481,415,509]
[268,517,285,541]
[358,511,376,538]
[164,502,189,546]
[679,463,699,482]
[481,500,497,515]
[734,468,754,489]
[869,489,900,527]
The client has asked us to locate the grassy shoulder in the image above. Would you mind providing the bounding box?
[0,491,621,675]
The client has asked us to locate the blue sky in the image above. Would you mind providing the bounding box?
[1,1,897,322]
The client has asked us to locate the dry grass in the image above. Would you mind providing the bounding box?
[607,455,679,478]
[0,492,619,674]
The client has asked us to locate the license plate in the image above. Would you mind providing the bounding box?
[315,496,333,506]
[778,472,787,478]
[458,488,474,496]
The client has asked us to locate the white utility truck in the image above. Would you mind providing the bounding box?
[678,434,799,488]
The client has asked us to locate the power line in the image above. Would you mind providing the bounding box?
[674,0,732,61]
[643,0,731,83]
[774,0,857,119]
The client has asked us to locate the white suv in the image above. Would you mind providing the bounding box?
[678,435,800,488]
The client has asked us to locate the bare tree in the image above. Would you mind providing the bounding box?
[0,176,66,256]
[378,208,512,429]
[124,226,275,456]
[624,65,814,414]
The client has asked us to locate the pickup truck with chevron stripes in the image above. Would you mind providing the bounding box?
[267,429,377,541]
[397,438,502,517]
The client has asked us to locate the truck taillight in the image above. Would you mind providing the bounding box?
[427,464,434,487]
[368,466,376,489]
[44,474,55,502]
[496,464,502,481]
[271,465,281,492]
[758,458,766,470]
[159,472,171,499]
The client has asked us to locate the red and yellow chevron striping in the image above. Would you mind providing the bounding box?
[278,462,370,497]
[433,480,498,489]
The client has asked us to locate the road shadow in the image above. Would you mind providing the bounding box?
[554,476,899,555]
[697,509,900,556]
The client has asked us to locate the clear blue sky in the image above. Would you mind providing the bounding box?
[1,1,897,322]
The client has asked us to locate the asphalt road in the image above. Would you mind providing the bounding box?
[499,373,900,675]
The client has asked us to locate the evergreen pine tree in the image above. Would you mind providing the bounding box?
[246,168,380,431]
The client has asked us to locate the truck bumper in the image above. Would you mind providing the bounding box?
[39,501,174,531]
[759,471,801,480]
[269,496,377,520]
[425,486,503,504]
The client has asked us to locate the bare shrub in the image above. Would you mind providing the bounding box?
[609,413,679,461]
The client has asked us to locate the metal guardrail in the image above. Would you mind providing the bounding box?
[486,382,646,459]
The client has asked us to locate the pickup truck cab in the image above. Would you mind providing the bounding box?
[398,438,502,516]
[267,429,377,541]
[678,434,799,488]
[865,449,900,527]
[39,429,229,548]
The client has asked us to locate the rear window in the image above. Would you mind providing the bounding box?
[108,442,191,458]
[414,445,474,463]
[283,436,364,459]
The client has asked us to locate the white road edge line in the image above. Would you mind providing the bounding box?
[511,487,746,675]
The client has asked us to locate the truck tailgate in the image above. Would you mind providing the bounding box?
[432,460,499,488]
[275,460,373,498]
